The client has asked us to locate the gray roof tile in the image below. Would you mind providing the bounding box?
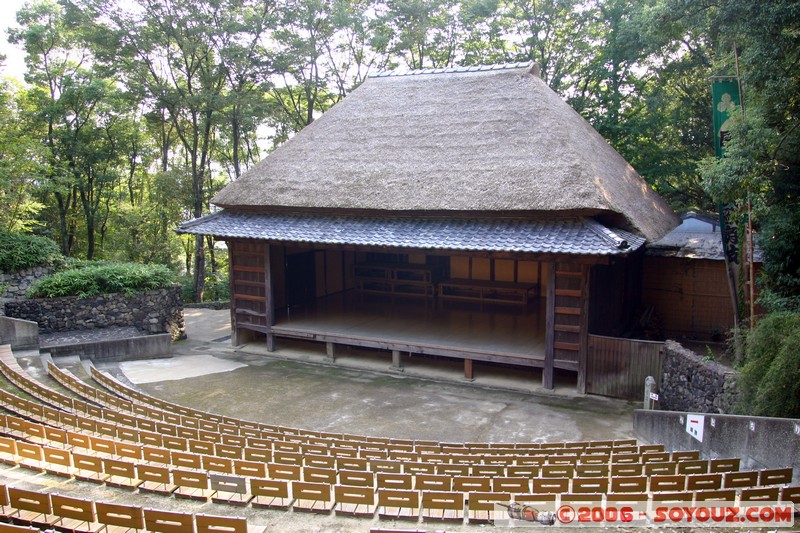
[177,211,644,256]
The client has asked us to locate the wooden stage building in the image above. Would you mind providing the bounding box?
[179,63,680,394]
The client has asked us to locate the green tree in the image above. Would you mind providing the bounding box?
[0,80,47,232]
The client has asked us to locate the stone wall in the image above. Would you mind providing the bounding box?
[0,265,53,302]
[4,286,186,341]
[659,340,739,414]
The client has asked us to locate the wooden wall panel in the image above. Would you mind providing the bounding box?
[643,257,734,340]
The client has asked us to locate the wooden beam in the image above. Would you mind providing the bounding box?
[464,359,474,381]
[577,264,591,394]
[543,262,555,390]
[265,244,275,352]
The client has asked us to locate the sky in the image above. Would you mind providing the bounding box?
[0,0,30,81]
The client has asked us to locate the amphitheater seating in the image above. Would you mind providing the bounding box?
[0,343,797,531]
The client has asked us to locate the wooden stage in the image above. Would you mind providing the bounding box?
[271,292,547,368]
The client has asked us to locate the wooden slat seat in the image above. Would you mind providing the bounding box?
[740,486,780,503]
[50,493,104,533]
[571,477,608,494]
[8,487,58,529]
[472,465,506,477]
[72,453,110,483]
[234,460,266,479]
[173,469,213,501]
[724,470,759,489]
[377,473,413,490]
[677,459,709,475]
[421,490,464,521]
[334,484,376,517]
[303,466,336,484]
[759,467,793,486]
[694,489,737,503]
[144,508,195,533]
[338,469,374,487]
[210,474,252,506]
[196,513,262,533]
[710,457,740,473]
[136,464,177,495]
[644,462,677,476]
[492,477,530,493]
[467,491,510,524]
[649,474,686,492]
[15,441,45,472]
[611,463,643,477]
[532,478,570,494]
[267,463,301,481]
[42,446,73,478]
[414,474,451,491]
[103,458,142,489]
[686,473,723,491]
[611,476,647,493]
[291,481,332,513]
[377,489,419,520]
[251,479,292,509]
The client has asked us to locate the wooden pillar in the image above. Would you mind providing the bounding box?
[326,342,337,363]
[391,350,403,371]
[265,244,276,352]
[228,241,239,346]
[543,262,555,389]
[577,264,590,395]
[464,359,474,381]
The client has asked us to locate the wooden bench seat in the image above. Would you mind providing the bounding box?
[251,479,292,509]
[334,485,376,517]
[438,279,538,307]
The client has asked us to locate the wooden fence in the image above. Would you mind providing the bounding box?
[586,335,664,400]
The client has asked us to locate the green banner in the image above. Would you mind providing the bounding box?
[712,77,741,158]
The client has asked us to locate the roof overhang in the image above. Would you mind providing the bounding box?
[177,211,645,257]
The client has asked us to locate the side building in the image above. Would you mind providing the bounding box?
[178,63,680,392]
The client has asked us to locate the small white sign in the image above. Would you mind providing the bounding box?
[686,414,705,442]
[649,392,659,401]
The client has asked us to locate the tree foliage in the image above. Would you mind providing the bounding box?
[0,230,63,273]
[1,0,798,309]
[737,312,800,418]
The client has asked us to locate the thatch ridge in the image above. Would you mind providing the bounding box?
[213,63,678,241]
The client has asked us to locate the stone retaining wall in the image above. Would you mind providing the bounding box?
[4,286,186,341]
[659,340,739,413]
[0,265,53,301]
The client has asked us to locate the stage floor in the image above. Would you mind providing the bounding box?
[272,291,546,364]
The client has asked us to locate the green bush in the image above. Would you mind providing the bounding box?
[737,311,800,418]
[28,262,176,298]
[0,230,62,273]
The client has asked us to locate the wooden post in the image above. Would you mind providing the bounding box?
[543,262,555,389]
[391,350,403,371]
[464,359,474,381]
[576,264,590,395]
[265,244,275,352]
[228,240,239,346]
[326,342,336,363]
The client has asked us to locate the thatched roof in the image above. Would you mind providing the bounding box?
[213,63,678,242]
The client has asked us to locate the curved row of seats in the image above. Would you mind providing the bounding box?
[0,483,257,532]
[0,343,798,528]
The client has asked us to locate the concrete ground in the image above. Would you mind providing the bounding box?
[1,308,644,533]
[115,308,639,445]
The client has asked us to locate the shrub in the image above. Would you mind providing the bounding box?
[0,230,62,273]
[737,311,800,417]
[28,262,176,298]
